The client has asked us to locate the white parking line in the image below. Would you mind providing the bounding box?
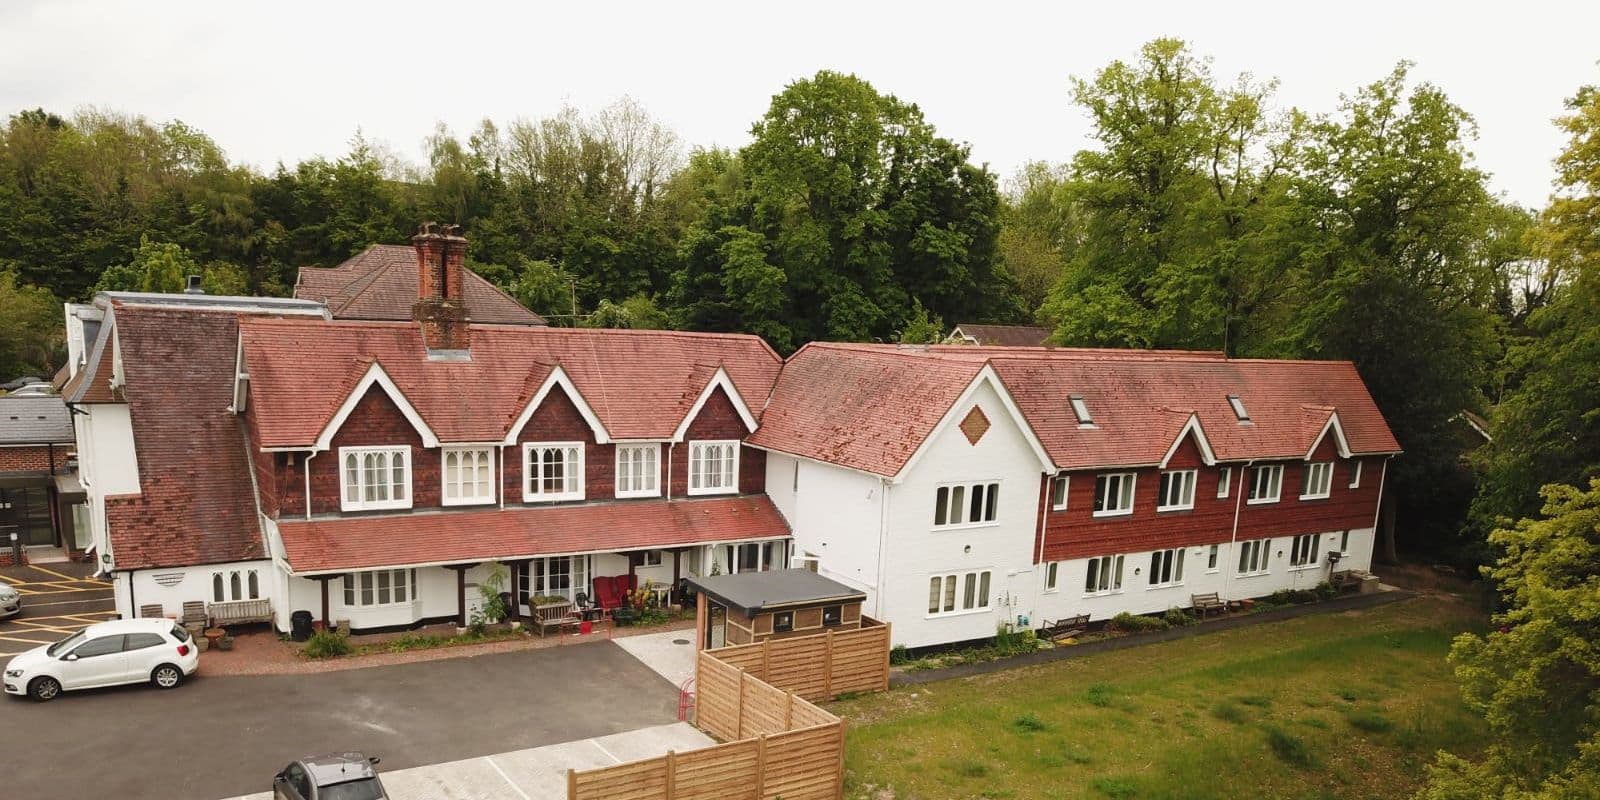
[588,737,622,764]
[482,756,532,800]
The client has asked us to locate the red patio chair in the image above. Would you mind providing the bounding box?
[593,575,625,617]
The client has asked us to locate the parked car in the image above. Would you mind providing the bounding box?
[3,618,198,701]
[0,581,19,619]
[273,753,387,800]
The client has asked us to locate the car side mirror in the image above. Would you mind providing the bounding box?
[64,654,78,662]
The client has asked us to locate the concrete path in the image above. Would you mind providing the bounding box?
[222,722,713,800]
[613,627,699,687]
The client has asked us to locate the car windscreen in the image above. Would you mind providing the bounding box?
[170,624,190,642]
[319,777,384,800]
[47,630,87,657]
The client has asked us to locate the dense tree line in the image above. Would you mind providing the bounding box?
[0,47,1594,565]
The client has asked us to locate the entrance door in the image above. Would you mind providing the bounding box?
[707,603,726,648]
[0,486,55,546]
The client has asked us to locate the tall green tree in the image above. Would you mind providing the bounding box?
[0,267,61,380]
[672,70,1017,351]
[1475,82,1600,526]
[1421,479,1600,799]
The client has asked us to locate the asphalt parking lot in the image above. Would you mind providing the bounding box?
[0,560,117,656]
[3,638,684,800]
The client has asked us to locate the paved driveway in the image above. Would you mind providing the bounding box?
[0,561,116,656]
[3,639,683,800]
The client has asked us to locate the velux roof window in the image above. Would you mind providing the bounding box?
[1069,395,1094,427]
[1227,395,1250,422]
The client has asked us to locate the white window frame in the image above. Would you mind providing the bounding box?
[1069,395,1094,427]
[933,481,1001,529]
[523,442,585,502]
[1147,548,1185,588]
[641,550,663,567]
[1092,472,1136,517]
[1348,460,1363,489]
[1237,538,1271,576]
[1290,533,1323,568]
[339,445,412,512]
[1228,394,1250,421]
[1206,544,1220,572]
[1301,462,1333,500]
[341,569,417,608]
[615,444,661,499]
[442,447,495,506]
[1051,475,1069,511]
[1157,469,1197,511]
[211,569,261,602]
[926,569,993,618]
[1084,555,1125,595]
[1247,464,1283,505]
[1340,530,1350,553]
[1044,562,1059,592]
[1217,467,1231,499]
[688,440,739,496]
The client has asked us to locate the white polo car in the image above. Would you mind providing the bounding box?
[4,618,199,701]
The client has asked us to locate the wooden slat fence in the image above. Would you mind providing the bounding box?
[706,618,891,702]
[568,620,889,800]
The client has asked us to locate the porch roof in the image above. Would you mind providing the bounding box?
[688,568,865,617]
[277,495,790,574]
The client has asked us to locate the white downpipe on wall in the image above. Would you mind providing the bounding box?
[874,477,890,619]
[1034,472,1055,593]
[666,443,675,501]
[497,444,506,510]
[303,451,316,520]
[1371,457,1391,532]
[1224,460,1254,600]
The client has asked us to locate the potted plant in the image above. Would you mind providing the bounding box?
[217,633,235,652]
[468,562,512,635]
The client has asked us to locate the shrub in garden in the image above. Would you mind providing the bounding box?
[303,629,351,659]
[1110,611,1170,632]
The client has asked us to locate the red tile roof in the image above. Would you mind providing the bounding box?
[104,306,264,570]
[949,324,1053,347]
[295,244,546,326]
[239,320,783,447]
[751,343,1401,477]
[277,496,789,573]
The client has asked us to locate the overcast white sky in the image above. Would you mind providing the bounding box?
[2,1,1596,207]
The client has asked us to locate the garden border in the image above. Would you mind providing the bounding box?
[891,587,1412,687]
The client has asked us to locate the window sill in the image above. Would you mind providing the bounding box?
[1155,505,1194,514]
[1091,510,1134,519]
[615,490,662,500]
[1050,504,1068,512]
[442,496,495,507]
[925,607,994,621]
[1146,583,1184,590]
[523,493,584,503]
[340,501,413,513]
[1245,498,1280,506]
[1237,571,1269,579]
[1082,589,1124,598]
[931,521,1001,532]
[1288,563,1323,572]
[1298,494,1330,501]
[687,487,738,497]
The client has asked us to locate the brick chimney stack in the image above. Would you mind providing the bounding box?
[411,222,470,353]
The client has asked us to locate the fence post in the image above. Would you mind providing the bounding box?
[736,667,746,740]
[664,750,676,800]
[823,629,834,699]
[566,768,576,800]
[834,719,848,800]
[785,691,794,730]
[881,622,892,691]
[761,637,771,680]
[756,734,768,793]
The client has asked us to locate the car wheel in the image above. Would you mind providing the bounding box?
[29,676,61,702]
[151,664,183,690]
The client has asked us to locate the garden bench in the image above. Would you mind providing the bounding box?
[208,598,272,626]
[1041,613,1090,642]
[180,600,209,631]
[1190,592,1226,619]
[139,603,165,619]
[533,601,581,638]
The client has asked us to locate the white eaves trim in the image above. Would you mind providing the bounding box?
[1304,411,1352,460]
[1158,413,1218,468]
[314,361,439,451]
[672,367,759,441]
[502,364,611,445]
[285,532,792,577]
[892,364,1056,484]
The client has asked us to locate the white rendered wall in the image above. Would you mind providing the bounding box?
[881,380,1047,649]
[767,452,886,606]
[119,561,274,621]
[76,404,141,563]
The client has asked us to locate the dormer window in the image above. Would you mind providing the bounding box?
[1227,395,1250,422]
[1069,395,1094,427]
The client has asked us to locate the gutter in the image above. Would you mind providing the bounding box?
[303,451,316,521]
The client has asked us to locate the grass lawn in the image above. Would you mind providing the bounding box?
[831,595,1486,800]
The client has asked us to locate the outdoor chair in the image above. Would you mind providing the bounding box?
[593,576,625,617]
[180,600,209,630]
[139,604,165,619]
[532,600,581,638]
[1191,592,1227,619]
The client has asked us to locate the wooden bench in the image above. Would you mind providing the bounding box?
[208,598,272,626]
[1191,592,1226,619]
[532,601,581,638]
[1040,613,1091,643]
[180,600,209,631]
[139,603,165,619]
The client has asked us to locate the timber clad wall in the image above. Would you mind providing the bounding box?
[567,622,891,800]
[1042,435,1380,562]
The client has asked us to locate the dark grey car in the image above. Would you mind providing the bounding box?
[273,753,387,800]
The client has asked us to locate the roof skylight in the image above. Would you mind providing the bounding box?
[1227,394,1250,422]
[1069,395,1093,426]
